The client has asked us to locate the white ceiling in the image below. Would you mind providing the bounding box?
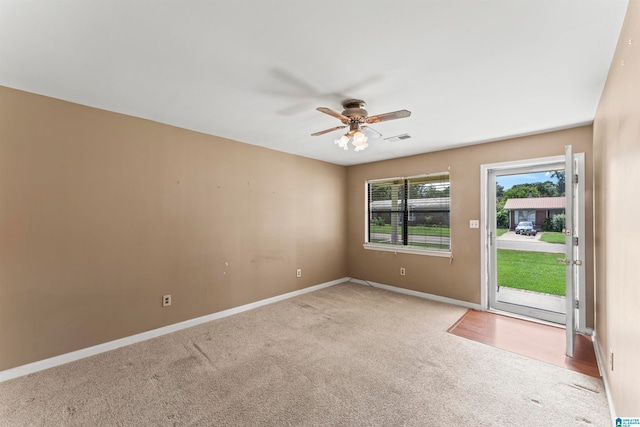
[0,0,628,166]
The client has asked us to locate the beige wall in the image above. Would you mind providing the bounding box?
[347,126,594,321]
[593,0,640,416]
[4,16,637,412]
[0,86,348,371]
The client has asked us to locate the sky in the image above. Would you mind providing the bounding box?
[497,171,558,190]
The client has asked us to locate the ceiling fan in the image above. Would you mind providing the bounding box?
[311,99,411,151]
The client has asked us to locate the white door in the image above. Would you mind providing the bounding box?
[564,145,584,357]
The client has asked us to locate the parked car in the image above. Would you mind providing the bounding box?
[515,221,537,236]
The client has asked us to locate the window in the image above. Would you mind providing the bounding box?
[366,173,450,256]
[515,210,535,224]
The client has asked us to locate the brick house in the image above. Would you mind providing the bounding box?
[503,196,565,230]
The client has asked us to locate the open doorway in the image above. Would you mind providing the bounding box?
[481,153,586,331]
[494,168,567,323]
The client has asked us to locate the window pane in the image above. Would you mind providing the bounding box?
[367,173,450,253]
[369,180,405,245]
[516,210,535,224]
[407,174,450,250]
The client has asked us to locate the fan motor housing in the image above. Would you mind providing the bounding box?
[341,99,368,122]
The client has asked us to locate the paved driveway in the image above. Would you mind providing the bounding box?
[496,231,565,253]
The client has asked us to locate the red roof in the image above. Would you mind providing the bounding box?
[503,196,565,210]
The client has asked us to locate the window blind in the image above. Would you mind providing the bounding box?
[368,173,450,252]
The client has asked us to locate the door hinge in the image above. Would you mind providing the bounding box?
[574,300,580,309]
[573,236,579,246]
[574,174,579,184]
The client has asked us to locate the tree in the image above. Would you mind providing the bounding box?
[369,183,395,200]
[409,183,450,199]
[503,185,540,200]
[551,170,565,196]
[534,180,559,197]
[496,198,509,228]
[496,183,504,201]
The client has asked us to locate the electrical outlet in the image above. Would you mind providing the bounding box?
[400,267,406,276]
[610,350,614,371]
[296,268,302,278]
[470,220,479,228]
[162,295,172,307]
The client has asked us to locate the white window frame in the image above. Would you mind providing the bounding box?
[363,172,452,258]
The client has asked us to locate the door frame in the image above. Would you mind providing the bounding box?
[480,154,587,332]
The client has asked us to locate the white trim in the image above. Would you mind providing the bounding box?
[0,277,349,383]
[349,278,483,310]
[480,155,565,173]
[363,181,369,244]
[363,243,452,258]
[592,331,616,424]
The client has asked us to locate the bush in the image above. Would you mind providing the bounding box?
[496,209,509,229]
[372,217,386,226]
[551,213,566,232]
[543,217,553,231]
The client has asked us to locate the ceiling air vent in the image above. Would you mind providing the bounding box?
[384,134,411,142]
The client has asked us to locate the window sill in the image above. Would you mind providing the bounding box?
[363,243,452,258]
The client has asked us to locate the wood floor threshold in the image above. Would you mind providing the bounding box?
[447,309,600,378]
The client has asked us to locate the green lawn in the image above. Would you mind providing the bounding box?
[539,231,566,244]
[496,228,508,237]
[369,239,449,250]
[497,249,565,296]
[370,225,450,237]
[408,242,449,250]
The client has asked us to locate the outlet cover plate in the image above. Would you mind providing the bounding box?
[162,295,172,307]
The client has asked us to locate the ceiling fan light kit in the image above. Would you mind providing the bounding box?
[335,122,369,151]
[312,99,411,152]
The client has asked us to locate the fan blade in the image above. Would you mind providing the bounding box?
[311,125,347,136]
[365,109,411,124]
[361,126,382,139]
[316,107,350,122]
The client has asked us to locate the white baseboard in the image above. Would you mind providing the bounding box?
[0,277,350,383]
[591,330,616,424]
[349,278,483,310]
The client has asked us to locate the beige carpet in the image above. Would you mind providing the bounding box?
[0,282,610,426]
